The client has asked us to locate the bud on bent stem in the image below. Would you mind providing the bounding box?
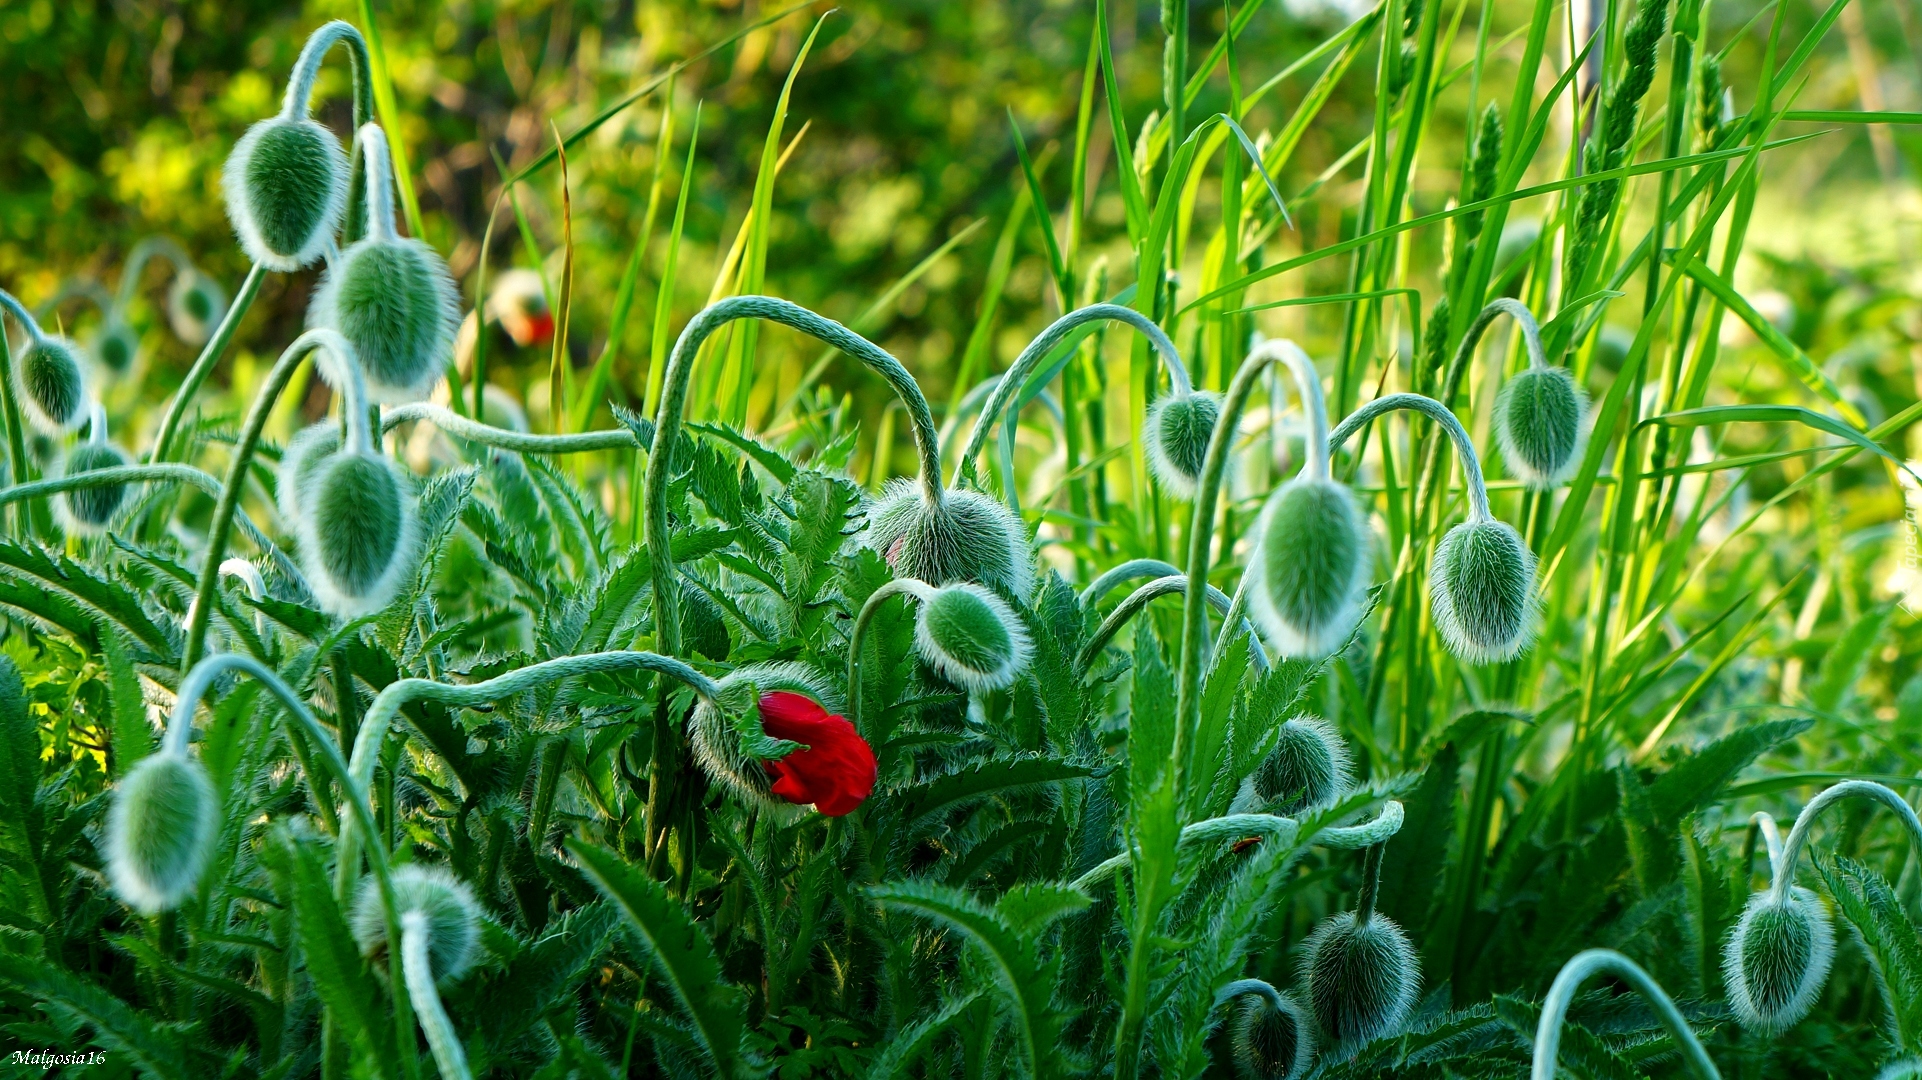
[0,289,92,435]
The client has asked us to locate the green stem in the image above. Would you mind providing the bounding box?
[381,403,640,454]
[151,263,266,464]
[113,236,196,314]
[1770,781,1922,904]
[401,912,472,1080]
[182,329,352,673]
[1532,949,1720,1080]
[846,579,933,735]
[1075,574,1261,675]
[1330,392,1493,522]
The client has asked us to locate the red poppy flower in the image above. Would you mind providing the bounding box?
[758,692,876,817]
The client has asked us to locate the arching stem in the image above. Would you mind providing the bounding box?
[0,289,50,347]
[1532,950,1720,1080]
[353,123,399,245]
[1251,339,1331,482]
[182,330,356,673]
[281,20,375,242]
[1748,810,1785,884]
[1075,574,1265,674]
[381,402,640,454]
[1329,392,1493,522]
[114,236,195,315]
[1078,558,1182,608]
[847,579,934,735]
[1769,780,1922,905]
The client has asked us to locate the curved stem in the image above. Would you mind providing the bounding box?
[953,304,1185,487]
[402,912,473,1080]
[1316,800,1405,849]
[114,236,193,314]
[846,579,934,735]
[1248,339,1330,481]
[646,296,942,657]
[184,558,269,640]
[1532,949,1721,1080]
[36,281,115,324]
[282,20,372,122]
[1078,558,1181,608]
[183,330,354,673]
[1749,811,1785,885]
[1770,780,1922,905]
[1438,298,1548,412]
[1213,978,1286,1011]
[1329,393,1492,521]
[1072,813,1299,891]
[382,402,639,454]
[152,263,267,464]
[0,289,49,346]
[0,463,279,552]
[1076,574,1264,674]
[353,123,398,245]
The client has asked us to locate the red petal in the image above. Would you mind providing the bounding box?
[758,692,876,817]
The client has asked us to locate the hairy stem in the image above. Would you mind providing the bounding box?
[151,263,267,464]
[846,578,934,735]
[401,912,472,1080]
[1770,780,1922,904]
[382,402,640,454]
[1533,949,1720,1080]
[1330,392,1493,521]
[1075,574,1264,674]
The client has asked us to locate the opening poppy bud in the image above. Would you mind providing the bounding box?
[93,318,140,377]
[1247,478,1370,658]
[1723,887,1834,1034]
[351,864,481,983]
[1430,518,1536,664]
[1494,365,1587,489]
[691,663,875,818]
[1249,716,1350,816]
[15,336,91,434]
[61,440,132,531]
[1301,909,1419,1047]
[167,271,227,347]
[1145,389,1222,499]
[913,582,1032,693]
[1230,988,1315,1080]
[298,450,419,616]
[866,479,1032,600]
[106,753,219,914]
[277,420,344,526]
[309,124,459,401]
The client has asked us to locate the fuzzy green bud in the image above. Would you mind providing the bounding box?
[1430,518,1536,664]
[93,319,140,377]
[1145,389,1222,499]
[1724,887,1834,1034]
[15,336,91,434]
[277,420,344,526]
[1247,478,1370,658]
[1249,716,1350,816]
[296,450,419,616]
[106,753,219,914]
[351,864,481,983]
[223,118,350,271]
[1494,365,1587,489]
[914,582,1033,693]
[867,479,1033,600]
[1301,910,1419,1046]
[167,271,227,347]
[60,440,132,530]
[1230,989,1314,1080]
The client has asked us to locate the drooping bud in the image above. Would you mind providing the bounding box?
[166,270,228,347]
[92,318,141,377]
[351,864,481,983]
[1249,716,1350,816]
[223,119,349,271]
[1301,909,1419,1047]
[277,420,344,526]
[913,582,1033,693]
[866,479,1032,600]
[60,439,133,531]
[1723,887,1834,1034]
[106,753,219,913]
[1230,989,1315,1080]
[689,663,874,818]
[1246,478,1370,658]
[296,449,419,616]
[309,124,458,401]
[1494,365,1587,489]
[15,336,91,434]
[1429,518,1536,664]
[1145,389,1222,499]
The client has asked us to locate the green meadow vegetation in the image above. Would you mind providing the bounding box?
[2,0,1922,1076]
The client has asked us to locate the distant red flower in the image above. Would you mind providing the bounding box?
[758,692,876,817]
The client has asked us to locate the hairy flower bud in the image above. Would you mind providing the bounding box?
[866,479,1032,600]
[309,125,458,401]
[1145,389,1222,499]
[223,117,350,271]
[93,318,140,377]
[1247,478,1370,658]
[913,582,1033,693]
[60,440,132,530]
[1494,365,1587,489]
[167,270,228,347]
[1230,989,1314,1080]
[690,663,874,818]
[277,420,344,526]
[1429,518,1536,664]
[296,449,419,616]
[15,336,90,434]
[352,864,481,983]
[1724,887,1834,1034]
[1302,910,1419,1046]
[106,753,219,914]
[1249,716,1350,816]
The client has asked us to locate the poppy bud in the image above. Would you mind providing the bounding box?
[92,318,140,377]
[106,752,219,914]
[351,864,481,983]
[1723,887,1834,1034]
[690,663,875,818]
[297,449,419,616]
[166,270,228,347]
[1229,988,1314,1080]
[221,24,359,270]
[1249,716,1350,816]
[1429,518,1536,664]
[1145,389,1223,499]
[1246,478,1370,658]
[15,335,91,435]
[866,479,1032,600]
[1301,909,1419,1047]
[309,124,458,401]
[913,582,1032,693]
[61,439,132,531]
[1494,365,1587,490]
[277,420,343,526]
